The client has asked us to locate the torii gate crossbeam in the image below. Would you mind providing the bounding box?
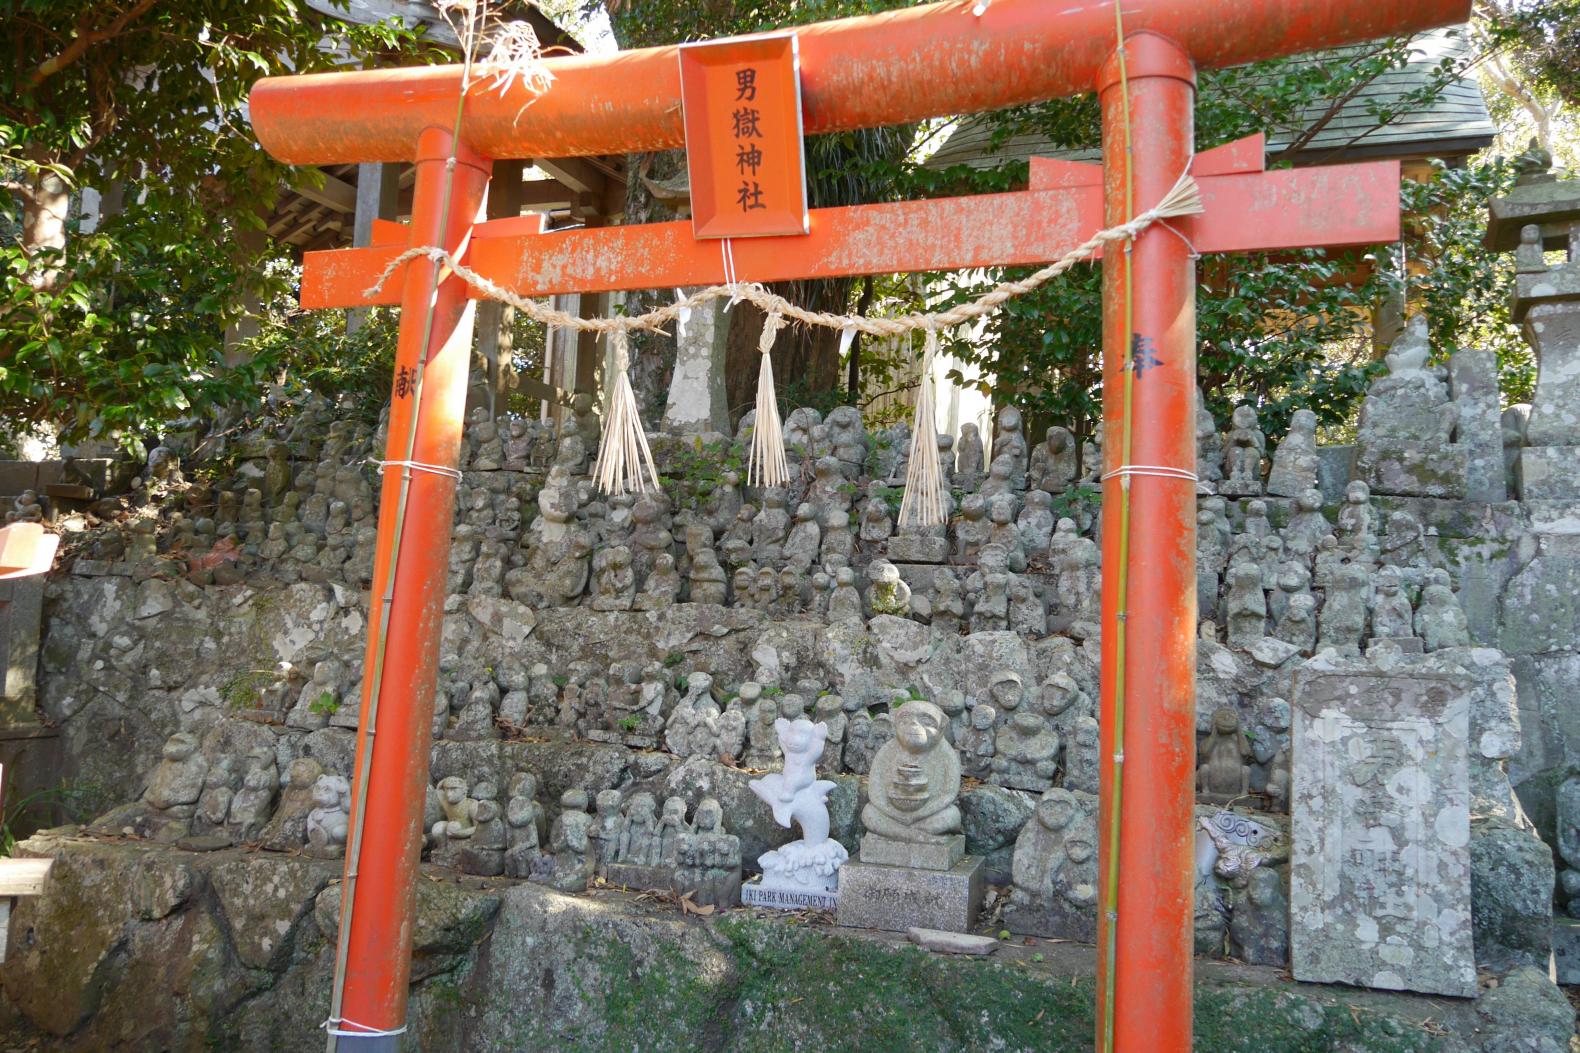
[247,2,1468,1049]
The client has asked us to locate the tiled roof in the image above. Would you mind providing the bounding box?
[927,28,1495,171]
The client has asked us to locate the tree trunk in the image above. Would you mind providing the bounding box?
[20,168,71,290]
[723,284,846,429]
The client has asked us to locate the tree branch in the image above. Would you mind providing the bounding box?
[25,0,159,90]
[0,179,39,205]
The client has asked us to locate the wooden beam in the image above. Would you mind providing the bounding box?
[533,157,605,196]
[293,170,357,214]
[302,160,1402,308]
[0,858,51,897]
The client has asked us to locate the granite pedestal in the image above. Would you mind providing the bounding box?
[836,856,984,933]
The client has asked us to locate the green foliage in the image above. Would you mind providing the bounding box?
[2,780,108,856]
[1047,482,1102,525]
[309,691,341,717]
[0,1,435,446]
[0,209,277,444]
[619,713,642,732]
[923,37,1532,441]
[221,669,276,711]
[245,302,399,412]
[660,437,744,512]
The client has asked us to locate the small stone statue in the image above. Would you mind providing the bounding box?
[1223,562,1267,649]
[1416,569,1470,651]
[953,495,992,562]
[826,405,868,478]
[634,552,681,610]
[1197,707,1251,804]
[858,482,894,545]
[1006,788,1098,941]
[1196,388,1223,491]
[1063,716,1101,795]
[860,701,962,855]
[749,718,849,897]
[140,731,209,840]
[1014,491,1053,557]
[827,566,864,625]
[227,748,278,843]
[1221,404,1266,497]
[505,774,546,878]
[1318,562,1370,653]
[655,796,693,867]
[1266,408,1320,497]
[673,797,742,909]
[955,423,985,492]
[1335,480,1377,559]
[540,788,596,893]
[1370,565,1416,641]
[991,708,1060,792]
[590,545,637,611]
[959,704,998,780]
[6,489,44,524]
[1284,489,1331,565]
[589,789,624,877]
[616,792,661,868]
[1273,592,1318,654]
[429,775,481,865]
[259,757,324,851]
[866,560,912,617]
[752,490,792,565]
[995,405,1030,491]
[1030,426,1078,495]
[305,774,352,859]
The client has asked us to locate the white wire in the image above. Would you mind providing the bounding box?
[370,458,464,481]
[1100,465,1199,482]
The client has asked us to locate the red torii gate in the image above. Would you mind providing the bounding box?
[248,1,1467,1049]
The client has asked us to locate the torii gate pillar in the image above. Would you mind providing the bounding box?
[1096,33,1197,1053]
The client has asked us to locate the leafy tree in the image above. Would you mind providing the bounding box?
[923,30,1531,448]
[0,1,429,447]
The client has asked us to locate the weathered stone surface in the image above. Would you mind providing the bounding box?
[836,857,984,934]
[960,784,1035,883]
[208,853,336,970]
[1450,349,1509,503]
[1468,817,1553,973]
[907,926,998,955]
[1516,445,1580,500]
[859,833,964,871]
[3,834,1572,1052]
[1289,661,1476,998]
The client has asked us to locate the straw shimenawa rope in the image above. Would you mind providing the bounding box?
[363,171,1204,340]
[897,330,947,530]
[747,312,790,487]
[591,329,661,494]
[364,170,1203,497]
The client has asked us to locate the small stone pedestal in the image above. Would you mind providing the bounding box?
[836,855,983,934]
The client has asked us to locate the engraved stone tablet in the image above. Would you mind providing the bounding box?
[1290,666,1476,998]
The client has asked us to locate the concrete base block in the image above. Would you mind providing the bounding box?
[886,535,949,564]
[836,857,983,934]
[859,834,964,871]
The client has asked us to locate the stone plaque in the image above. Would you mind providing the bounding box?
[1290,667,1475,998]
[742,881,837,911]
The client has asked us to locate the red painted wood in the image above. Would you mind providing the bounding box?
[302,160,1399,308]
